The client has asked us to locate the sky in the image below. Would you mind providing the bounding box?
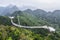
[0,0,60,11]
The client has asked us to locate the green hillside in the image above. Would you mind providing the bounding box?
[0,25,60,40]
[11,11,50,26]
[0,11,60,40]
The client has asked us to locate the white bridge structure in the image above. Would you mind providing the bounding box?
[9,16,56,32]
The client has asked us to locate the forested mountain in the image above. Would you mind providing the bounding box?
[0,25,60,40]
[23,9,60,30]
[11,11,50,26]
[0,5,19,16]
[0,7,5,15]
[0,5,60,40]
[23,9,60,21]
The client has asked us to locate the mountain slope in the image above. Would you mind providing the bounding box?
[0,5,19,16]
[11,11,49,26]
[0,25,60,40]
[23,9,60,31]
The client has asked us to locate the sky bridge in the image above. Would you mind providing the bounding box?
[9,16,56,32]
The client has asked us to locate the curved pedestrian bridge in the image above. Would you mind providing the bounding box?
[9,16,56,32]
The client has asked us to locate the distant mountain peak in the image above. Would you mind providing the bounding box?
[24,9,32,11]
[53,10,60,12]
[7,4,17,8]
[0,4,19,16]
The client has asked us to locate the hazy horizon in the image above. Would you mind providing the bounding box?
[0,0,60,11]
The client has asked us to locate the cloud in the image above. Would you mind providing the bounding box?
[0,0,60,11]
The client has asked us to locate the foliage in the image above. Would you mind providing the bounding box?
[0,11,60,40]
[0,16,11,26]
[0,25,60,40]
